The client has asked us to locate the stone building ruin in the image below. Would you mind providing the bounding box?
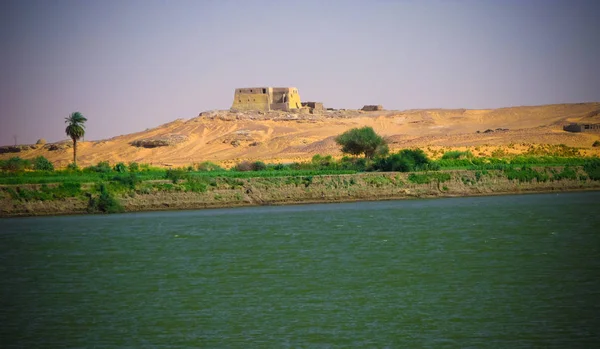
[563,123,600,132]
[231,87,304,112]
[362,105,384,111]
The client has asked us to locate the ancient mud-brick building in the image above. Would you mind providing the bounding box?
[302,102,324,114]
[563,123,600,132]
[361,105,384,111]
[231,87,303,112]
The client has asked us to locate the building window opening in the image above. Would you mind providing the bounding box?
[263,88,266,93]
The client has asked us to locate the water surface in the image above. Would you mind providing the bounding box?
[1,192,600,348]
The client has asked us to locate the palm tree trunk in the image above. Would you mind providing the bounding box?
[73,138,77,167]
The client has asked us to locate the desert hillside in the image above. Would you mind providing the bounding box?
[2,103,600,168]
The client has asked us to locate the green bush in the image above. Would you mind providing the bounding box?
[165,168,187,183]
[252,161,267,171]
[220,177,244,188]
[184,176,213,193]
[128,162,140,172]
[593,140,600,147]
[583,158,600,180]
[374,153,412,172]
[373,149,433,172]
[112,173,140,189]
[270,163,290,171]
[33,156,54,171]
[197,161,224,172]
[551,166,578,181]
[303,176,313,188]
[113,162,128,173]
[504,166,549,183]
[87,183,123,213]
[66,163,79,171]
[339,156,367,171]
[53,182,82,199]
[364,175,392,187]
[5,182,82,201]
[85,161,112,173]
[441,150,474,160]
[234,161,267,172]
[1,157,31,172]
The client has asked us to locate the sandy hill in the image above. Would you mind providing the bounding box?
[2,103,600,168]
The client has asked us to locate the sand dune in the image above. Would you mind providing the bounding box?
[2,103,600,168]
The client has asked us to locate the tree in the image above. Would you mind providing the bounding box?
[335,126,388,159]
[65,112,87,167]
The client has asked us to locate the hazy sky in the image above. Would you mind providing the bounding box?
[1,0,599,145]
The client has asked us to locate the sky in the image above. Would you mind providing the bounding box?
[1,0,599,145]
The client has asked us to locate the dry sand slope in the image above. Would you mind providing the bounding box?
[3,103,600,168]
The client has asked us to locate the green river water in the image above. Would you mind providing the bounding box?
[1,192,600,348]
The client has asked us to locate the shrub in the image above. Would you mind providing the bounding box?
[583,158,600,180]
[374,153,412,172]
[197,161,224,172]
[113,162,128,173]
[113,173,140,189]
[233,161,267,172]
[312,154,334,169]
[85,161,112,173]
[128,162,140,172]
[593,140,600,147]
[234,161,253,172]
[303,176,313,187]
[364,175,392,187]
[87,183,123,213]
[267,163,293,171]
[1,157,31,172]
[184,176,210,193]
[441,150,474,160]
[66,163,79,171]
[252,161,267,171]
[551,166,578,181]
[53,182,82,199]
[33,156,54,171]
[373,149,433,172]
[339,156,367,171]
[165,168,187,183]
[504,166,549,183]
[408,173,431,184]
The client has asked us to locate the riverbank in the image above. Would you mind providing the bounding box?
[2,169,599,217]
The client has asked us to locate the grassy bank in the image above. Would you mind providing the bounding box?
[1,152,600,217]
[2,166,600,217]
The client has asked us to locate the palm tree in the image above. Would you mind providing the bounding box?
[65,112,87,167]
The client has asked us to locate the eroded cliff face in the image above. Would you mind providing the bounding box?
[2,103,600,168]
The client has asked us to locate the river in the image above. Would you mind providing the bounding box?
[1,192,599,348]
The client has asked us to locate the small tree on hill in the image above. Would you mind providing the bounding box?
[335,126,388,159]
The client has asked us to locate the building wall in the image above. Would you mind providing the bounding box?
[231,87,302,111]
[231,87,272,111]
[362,105,383,111]
[563,123,600,132]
